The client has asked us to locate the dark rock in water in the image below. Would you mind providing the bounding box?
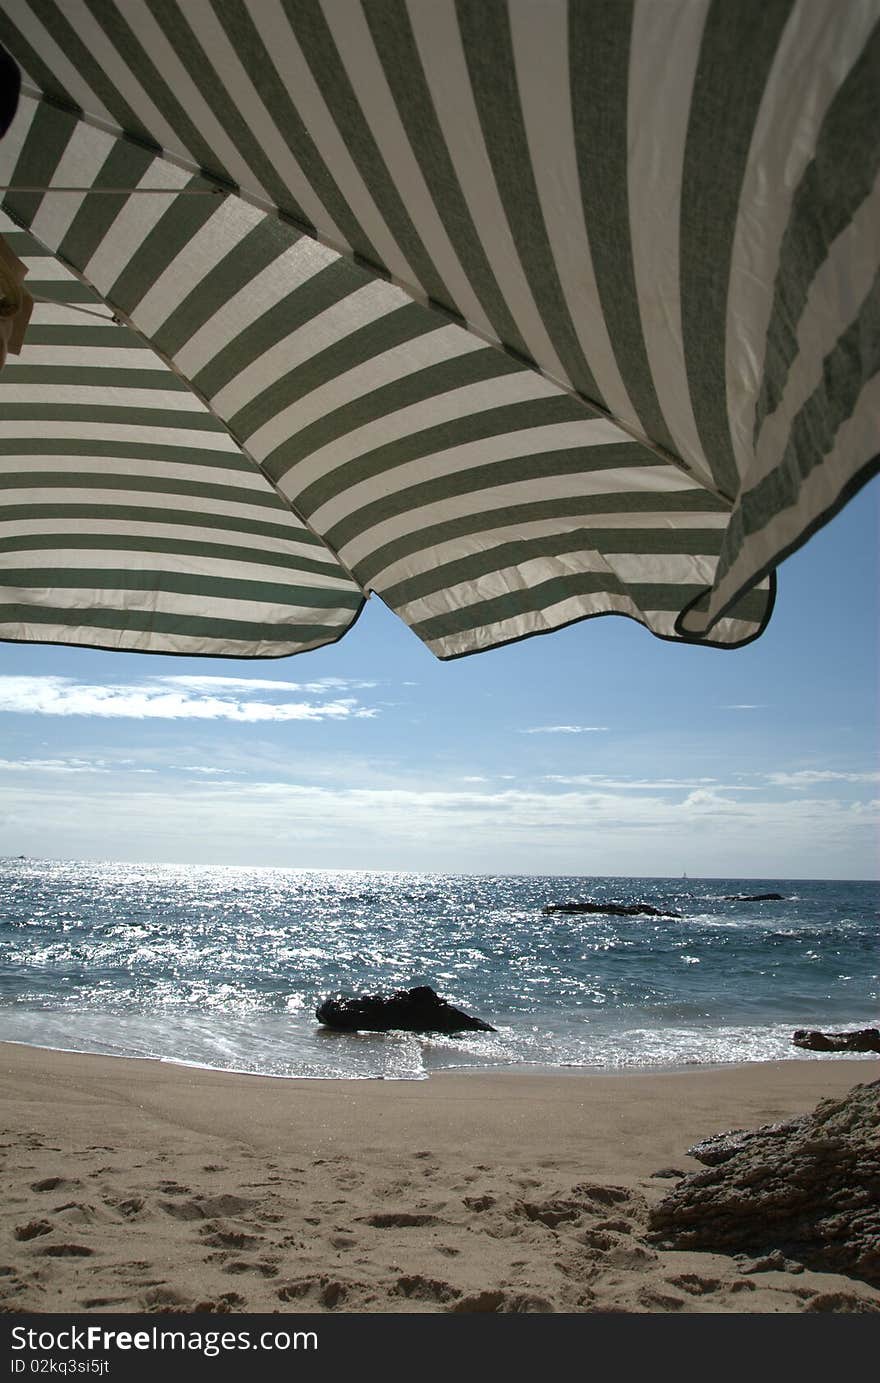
[648,1080,880,1284]
[793,1028,880,1054]
[315,985,495,1034]
[542,901,682,918]
[722,892,785,901]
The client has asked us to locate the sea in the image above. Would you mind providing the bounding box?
[0,858,876,1081]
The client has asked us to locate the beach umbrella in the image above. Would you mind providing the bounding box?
[0,0,877,662]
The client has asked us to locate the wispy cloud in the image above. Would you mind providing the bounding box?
[179,766,239,776]
[0,754,158,776]
[522,724,609,735]
[161,675,377,694]
[542,774,755,792]
[719,704,766,711]
[0,756,109,774]
[0,676,378,724]
[765,769,880,788]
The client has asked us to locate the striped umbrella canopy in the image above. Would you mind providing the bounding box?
[0,0,877,662]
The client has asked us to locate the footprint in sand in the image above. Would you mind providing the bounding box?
[140,1286,191,1311]
[667,1273,755,1297]
[804,1292,880,1313]
[51,1201,107,1226]
[0,1266,37,1305]
[638,1286,686,1310]
[570,1183,634,1207]
[37,1244,94,1258]
[159,1198,205,1222]
[394,1274,460,1304]
[604,1241,657,1269]
[192,1292,246,1312]
[201,1195,256,1217]
[14,1220,53,1241]
[334,1174,364,1190]
[222,1260,278,1278]
[363,1212,440,1229]
[30,1176,77,1193]
[159,1193,256,1222]
[449,1289,556,1313]
[199,1226,261,1250]
[578,1228,616,1251]
[517,1200,583,1228]
[277,1277,351,1309]
[104,1195,146,1219]
[463,1194,495,1212]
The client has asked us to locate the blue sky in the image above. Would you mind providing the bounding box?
[1,477,877,879]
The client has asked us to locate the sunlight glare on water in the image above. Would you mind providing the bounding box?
[0,859,876,1079]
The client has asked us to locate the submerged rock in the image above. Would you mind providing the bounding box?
[648,1080,880,1284]
[315,985,496,1034]
[722,892,785,901]
[542,901,682,918]
[793,1028,880,1054]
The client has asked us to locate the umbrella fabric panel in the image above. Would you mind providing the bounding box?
[0,93,772,657]
[0,0,875,658]
[0,215,364,656]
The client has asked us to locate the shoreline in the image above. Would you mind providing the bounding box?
[1,1042,877,1313]
[0,1032,875,1084]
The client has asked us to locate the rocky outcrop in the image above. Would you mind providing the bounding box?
[793,1028,880,1054]
[722,892,785,901]
[542,902,682,918]
[315,985,496,1034]
[648,1080,880,1284]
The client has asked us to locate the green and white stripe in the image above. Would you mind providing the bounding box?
[0,217,362,656]
[0,0,876,661]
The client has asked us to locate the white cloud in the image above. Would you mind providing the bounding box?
[0,756,109,774]
[683,788,734,809]
[522,724,609,734]
[765,769,880,788]
[544,774,722,790]
[0,676,378,724]
[179,766,238,776]
[159,676,309,694]
[160,675,377,694]
[3,775,877,876]
[719,704,765,710]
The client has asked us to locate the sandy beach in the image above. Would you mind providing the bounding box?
[0,1044,877,1315]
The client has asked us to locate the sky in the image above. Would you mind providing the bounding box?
[0,476,877,880]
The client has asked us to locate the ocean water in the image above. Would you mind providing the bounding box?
[0,858,876,1080]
